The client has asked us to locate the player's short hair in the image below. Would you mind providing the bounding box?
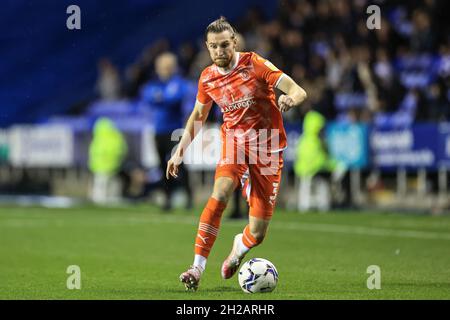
[205,16,236,41]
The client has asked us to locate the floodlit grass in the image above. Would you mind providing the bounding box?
[0,204,449,299]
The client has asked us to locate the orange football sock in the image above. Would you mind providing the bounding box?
[194,197,227,258]
[242,224,260,249]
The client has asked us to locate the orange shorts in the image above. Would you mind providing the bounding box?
[214,147,284,220]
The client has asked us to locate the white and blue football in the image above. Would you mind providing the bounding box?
[238,258,278,293]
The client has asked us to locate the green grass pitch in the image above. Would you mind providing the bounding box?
[0,204,449,299]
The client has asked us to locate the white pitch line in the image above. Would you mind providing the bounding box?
[122,215,450,240]
[151,216,450,241]
[270,221,450,241]
[1,214,450,241]
[125,215,450,241]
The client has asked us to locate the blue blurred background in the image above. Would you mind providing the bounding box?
[0,0,278,126]
[0,0,449,213]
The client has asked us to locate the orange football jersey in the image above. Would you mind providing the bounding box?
[196,51,287,153]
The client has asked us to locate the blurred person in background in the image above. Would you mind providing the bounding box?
[124,39,170,98]
[410,8,435,53]
[294,110,347,212]
[141,52,193,211]
[95,58,122,101]
[89,117,128,204]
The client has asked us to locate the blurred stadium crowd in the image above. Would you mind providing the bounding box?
[90,0,449,127]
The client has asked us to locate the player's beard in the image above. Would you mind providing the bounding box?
[214,55,232,68]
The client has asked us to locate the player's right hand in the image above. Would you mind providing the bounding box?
[166,152,183,179]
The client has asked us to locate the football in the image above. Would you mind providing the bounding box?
[238,258,278,293]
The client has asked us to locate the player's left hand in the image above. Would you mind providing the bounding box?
[278,94,295,112]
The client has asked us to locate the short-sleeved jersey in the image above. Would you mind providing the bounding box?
[196,51,287,153]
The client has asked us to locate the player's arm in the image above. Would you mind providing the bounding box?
[166,99,213,179]
[275,74,308,112]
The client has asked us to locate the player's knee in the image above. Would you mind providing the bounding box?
[211,190,230,203]
[212,177,235,202]
[211,186,233,202]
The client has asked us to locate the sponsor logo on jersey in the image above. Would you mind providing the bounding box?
[222,96,256,113]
